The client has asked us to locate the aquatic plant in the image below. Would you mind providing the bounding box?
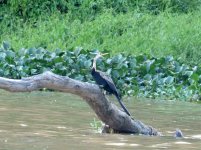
[0,41,200,101]
[90,118,103,133]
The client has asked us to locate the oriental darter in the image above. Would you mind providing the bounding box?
[91,52,131,116]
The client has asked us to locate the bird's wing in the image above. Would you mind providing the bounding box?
[98,71,114,84]
[98,71,119,93]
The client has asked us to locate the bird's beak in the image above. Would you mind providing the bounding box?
[100,53,109,57]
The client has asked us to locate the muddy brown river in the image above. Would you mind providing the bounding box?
[0,91,200,150]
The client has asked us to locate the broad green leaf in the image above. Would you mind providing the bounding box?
[16,66,23,71]
[74,75,84,81]
[188,78,195,85]
[106,68,112,75]
[5,51,15,64]
[84,60,91,68]
[0,69,3,75]
[106,58,112,64]
[191,73,199,82]
[112,70,120,78]
[74,47,83,56]
[181,64,189,72]
[4,70,10,76]
[175,66,183,73]
[27,48,37,55]
[2,41,10,50]
[31,69,37,74]
[50,52,56,59]
[136,54,146,63]
[18,48,27,56]
[183,71,193,77]
[129,58,137,69]
[145,59,155,72]
[165,76,174,84]
[165,56,173,62]
[144,74,152,81]
[0,52,6,61]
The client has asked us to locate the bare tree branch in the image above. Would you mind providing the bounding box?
[0,71,160,135]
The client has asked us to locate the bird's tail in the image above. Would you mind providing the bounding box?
[115,93,131,116]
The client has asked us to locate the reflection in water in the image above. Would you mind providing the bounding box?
[105,142,140,147]
[0,90,200,150]
[149,142,171,148]
[174,141,192,145]
[192,135,201,139]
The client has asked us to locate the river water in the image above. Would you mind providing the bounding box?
[0,91,200,150]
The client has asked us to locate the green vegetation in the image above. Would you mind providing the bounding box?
[0,1,201,101]
[90,118,103,132]
[1,12,201,65]
[1,0,201,65]
[2,0,201,20]
[0,42,200,101]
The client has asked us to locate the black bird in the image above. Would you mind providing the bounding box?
[91,52,131,116]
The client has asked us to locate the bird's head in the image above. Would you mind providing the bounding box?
[94,52,108,60]
[92,52,108,70]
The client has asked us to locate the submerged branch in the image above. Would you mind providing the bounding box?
[0,71,160,135]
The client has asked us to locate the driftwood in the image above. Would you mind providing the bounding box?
[0,71,160,135]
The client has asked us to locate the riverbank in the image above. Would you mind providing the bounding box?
[1,1,201,65]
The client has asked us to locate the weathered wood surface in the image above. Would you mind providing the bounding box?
[0,71,160,135]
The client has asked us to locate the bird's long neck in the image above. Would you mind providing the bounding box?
[92,53,102,71]
[92,58,97,71]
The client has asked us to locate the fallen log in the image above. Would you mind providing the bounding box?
[0,71,160,135]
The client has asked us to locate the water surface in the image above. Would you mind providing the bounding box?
[0,90,200,150]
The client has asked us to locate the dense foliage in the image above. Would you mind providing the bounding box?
[1,0,201,21]
[0,42,200,101]
[1,1,201,65]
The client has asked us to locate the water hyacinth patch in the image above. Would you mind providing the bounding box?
[0,41,200,101]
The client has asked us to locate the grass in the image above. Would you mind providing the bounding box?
[1,11,201,65]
